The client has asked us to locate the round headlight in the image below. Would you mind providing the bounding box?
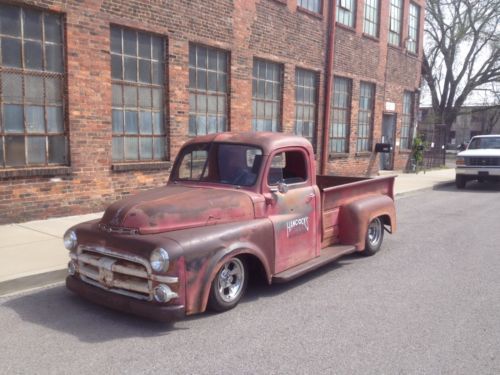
[150,248,169,272]
[63,230,77,250]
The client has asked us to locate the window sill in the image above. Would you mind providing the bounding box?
[111,161,171,173]
[362,33,379,43]
[388,43,403,51]
[398,149,412,154]
[335,23,356,33]
[0,166,72,179]
[355,151,372,158]
[269,0,287,5]
[329,153,349,160]
[297,6,323,20]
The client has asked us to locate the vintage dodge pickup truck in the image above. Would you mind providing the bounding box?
[65,132,396,321]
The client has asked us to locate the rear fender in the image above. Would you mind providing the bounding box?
[338,195,396,250]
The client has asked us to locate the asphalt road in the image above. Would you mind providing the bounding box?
[1,182,499,374]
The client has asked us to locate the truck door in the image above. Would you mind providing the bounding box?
[264,148,317,273]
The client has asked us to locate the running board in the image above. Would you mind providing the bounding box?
[272,245,357,283]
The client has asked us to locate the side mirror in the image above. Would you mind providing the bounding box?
[277,181,289,194]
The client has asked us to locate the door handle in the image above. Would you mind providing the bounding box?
[306,193,315,203]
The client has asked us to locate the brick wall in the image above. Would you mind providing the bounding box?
[0,0,424,223]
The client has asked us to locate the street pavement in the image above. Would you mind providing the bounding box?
[0,178,499,374]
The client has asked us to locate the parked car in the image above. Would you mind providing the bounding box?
[455,134,500,188]
[64,132,396,321]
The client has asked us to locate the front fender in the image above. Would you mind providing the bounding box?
[198,243,272,313]
[338,195,396,250]
[165,219,275,315]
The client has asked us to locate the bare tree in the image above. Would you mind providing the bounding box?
[422,0,500,134]
[483,85,500,133]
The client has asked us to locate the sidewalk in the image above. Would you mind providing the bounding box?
[0,168,455,297]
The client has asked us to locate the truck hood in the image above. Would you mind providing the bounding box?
[100,185,255,234]
[458,149,500,157]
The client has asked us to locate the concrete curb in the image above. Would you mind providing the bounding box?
[0,269,67,297]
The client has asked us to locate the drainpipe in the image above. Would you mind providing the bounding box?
[321,0,337,175]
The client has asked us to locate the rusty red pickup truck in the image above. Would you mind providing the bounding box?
[65,132,396,321]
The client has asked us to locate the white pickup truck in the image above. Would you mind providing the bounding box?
[455,134,500,188]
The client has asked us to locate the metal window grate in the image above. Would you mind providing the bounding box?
[110,26,166,162]
[408,3,420,53]
[356,82,375,152]
[252,59,282,132]
[388,0,403,46]
[400,92,413,150]
[330,76,352,154]
[363,0,379,37]
[188,44,228,136]
[336,0,356,27]
[298,0,321,13]
[294,69,317,147]
[0,4,67,168]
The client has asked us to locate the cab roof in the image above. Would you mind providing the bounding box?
[183,132,314,156]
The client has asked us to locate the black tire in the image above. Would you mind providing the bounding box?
[208,257,248,312]
[361,217,384,256]
[477,177,485,183]
[455,174,467,189]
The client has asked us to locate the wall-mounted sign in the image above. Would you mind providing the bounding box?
[385,102,396,111]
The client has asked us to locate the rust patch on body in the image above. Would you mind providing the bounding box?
[100,185,255,234]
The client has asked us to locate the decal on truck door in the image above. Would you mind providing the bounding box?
[287,216,310,237]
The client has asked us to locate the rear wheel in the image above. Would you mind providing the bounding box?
[208,257,247,312]
[361,217,384,256]
[455,174,466,189]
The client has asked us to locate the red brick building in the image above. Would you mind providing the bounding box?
[0,0,424,223]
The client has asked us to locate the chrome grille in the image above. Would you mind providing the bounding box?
[72,246,178,301]
[466,157,500,166]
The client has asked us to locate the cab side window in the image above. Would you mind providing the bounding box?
[268,150,308,185]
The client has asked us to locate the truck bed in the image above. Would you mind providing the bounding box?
[317,175,396,248]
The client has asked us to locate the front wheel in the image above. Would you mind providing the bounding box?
[361,217,384,256]
[208,257,247,312]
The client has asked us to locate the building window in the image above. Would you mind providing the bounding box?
[298,0,321,14]
[188,45,228,136]
[110,26,165,162]
[357,82,375,152]
[330,77,352,154]
[0,5,66,168]
[388,0,403,46]
[295,69,317,146]
[408,3,420,54]
[336,0,356,28]
[363,0,379,37]
[400,91,413,150]
[252,59,282,132]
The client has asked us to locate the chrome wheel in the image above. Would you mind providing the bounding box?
[367,218,383,248]
[216,258,245,303]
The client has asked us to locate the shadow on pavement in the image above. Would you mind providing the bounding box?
[2,254,360,342]
[2,286,183,342]
[242,255,357,303]
[433,180,500,193]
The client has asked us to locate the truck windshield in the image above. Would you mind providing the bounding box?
[468,137,500,150]
[172,143,263,186]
